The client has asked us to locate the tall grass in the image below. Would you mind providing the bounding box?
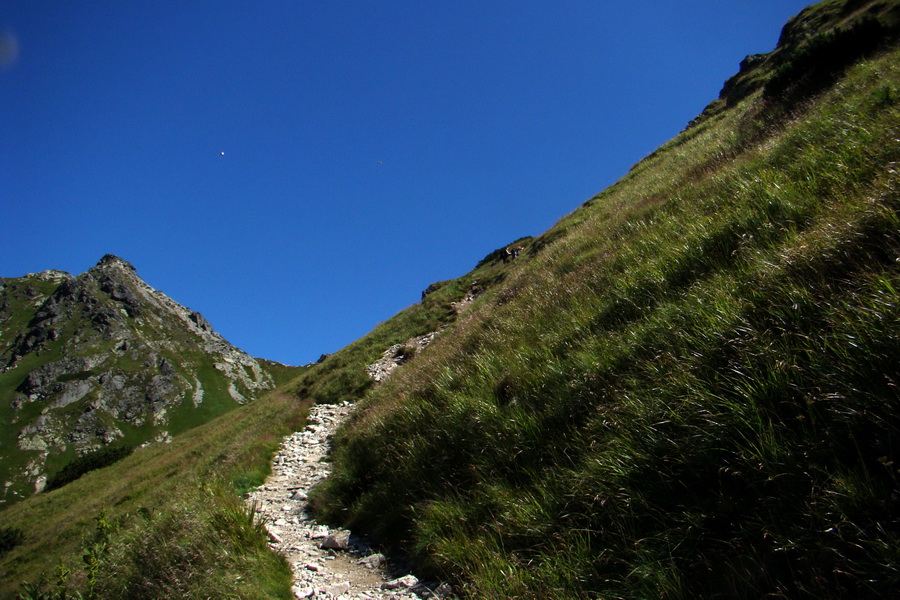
[310,24,900,600]
[0,391,308,598]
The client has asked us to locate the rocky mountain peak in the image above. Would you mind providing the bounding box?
[0,255,283,504]
[94,254,137,273]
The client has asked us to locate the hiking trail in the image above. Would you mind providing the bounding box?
[247,401,454,600]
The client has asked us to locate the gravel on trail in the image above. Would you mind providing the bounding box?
[247,402,454,600]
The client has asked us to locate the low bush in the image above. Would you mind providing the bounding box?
[0,526,25,556]
[45,445,134,492]
[16,487,290,600]
[764,17,892,106]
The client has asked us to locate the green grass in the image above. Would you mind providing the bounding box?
[285,267,507,407]
[0,269,295,508]
[166,360,240,437]
[309,12,900,599]
[4,2,899,598]
[0,390,308,598]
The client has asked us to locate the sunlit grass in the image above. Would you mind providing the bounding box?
[5,3,899,598]
[312,36,900,599]
[0,391,307,598]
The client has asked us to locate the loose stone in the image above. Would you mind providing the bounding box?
[247,401,451,600]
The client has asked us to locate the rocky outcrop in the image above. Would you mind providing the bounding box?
[366,283,482,383]
[0,255,287,503]
[365,333,437,383]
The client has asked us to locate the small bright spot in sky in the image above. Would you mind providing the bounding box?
[1,1,816,365]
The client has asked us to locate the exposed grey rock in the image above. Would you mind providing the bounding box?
[0,254,285,501]
[293,586,314,598]
[96,254,136,271]
[365,332,438,383]
[382,575,419,590]
[247,402,450,600]
[320,530,351,550]
[189,310,213,332]
[323,581,351,596]
[192,377,204,407]
[23,270,72,283]
[358,553,387,570]
[158,357,176,376]
[52,380,93,409]
[421,282,442,299]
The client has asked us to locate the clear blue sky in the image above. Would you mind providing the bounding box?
[2,1,812,365]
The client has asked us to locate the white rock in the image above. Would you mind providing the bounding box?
[323,581,351,596]
[320,530,351,550]
[382,574,418,590]
[357,553,387,569]
[267,529,283,544]
[292,586,313,598]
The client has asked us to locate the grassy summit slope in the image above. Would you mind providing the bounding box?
[311,1,900,597]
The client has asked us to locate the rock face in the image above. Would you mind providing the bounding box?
[0,255,279,504]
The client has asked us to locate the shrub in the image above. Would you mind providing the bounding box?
[0,526,25,556]
[45,445,134,492]
[764,17,891,107]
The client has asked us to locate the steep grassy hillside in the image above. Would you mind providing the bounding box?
[3,1,898,598]
[309,1,900,598]
[0,222,506,597]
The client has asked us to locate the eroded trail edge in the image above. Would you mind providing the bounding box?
[247,402,453,600]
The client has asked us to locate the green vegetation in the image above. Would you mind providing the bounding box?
[307,3,900,598]
[764,14,892,108]
[475,236,535,268]
[14,492,288,600]
[3,1,899,598]
[258,359,304,387]
[285,269,504,407]
[0,391,308,598]
[166,360,239,437]
[0,526,25,556]
[44,445,134,492]
[0,258,302,508]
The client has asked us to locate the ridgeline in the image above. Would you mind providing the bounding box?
[2,0,899,598]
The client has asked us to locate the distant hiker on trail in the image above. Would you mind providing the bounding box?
[503,247,513,263]
[513,246,523,259]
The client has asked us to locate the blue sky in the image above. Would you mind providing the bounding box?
[2,1,812,365]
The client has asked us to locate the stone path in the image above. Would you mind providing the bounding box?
[247,402,454,600]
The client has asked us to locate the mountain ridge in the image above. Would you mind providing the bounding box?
[1,0,899,597]
[0,254,294,504]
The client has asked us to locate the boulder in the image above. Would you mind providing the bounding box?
[320,529,351,550]
[357,553,387,569]
[382,575,419,590]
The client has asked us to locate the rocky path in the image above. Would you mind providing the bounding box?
[247,402,453,600]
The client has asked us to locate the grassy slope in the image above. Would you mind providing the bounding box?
[0,244,503,597]
[3,1,898,598]
[0,278,69,503]
[0,390,307,598]
[309,3,900,598]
